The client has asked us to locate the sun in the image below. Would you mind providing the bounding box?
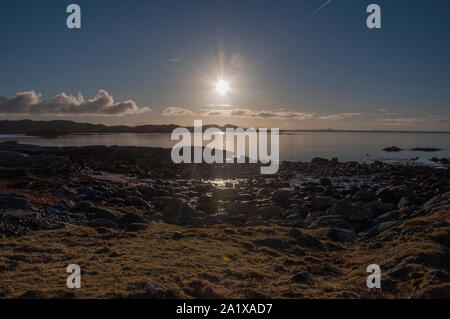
[215,80,230,95]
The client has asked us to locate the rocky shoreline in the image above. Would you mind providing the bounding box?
[0,141,449,298]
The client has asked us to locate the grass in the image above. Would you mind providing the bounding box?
[1,219,447,299]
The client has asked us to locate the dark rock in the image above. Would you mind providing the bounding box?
[0,151,31,167]
[257,206,283,219]
[326,228,357,242]
[87,218,119,229]
[319,178,332,187]
[352,189,376,202]
[226,202,257,216]
[411,148,441,152]
[212,188,238,201]
[291,271,311,283]
[118,213,146,226]
[311,196,335,210]
[93,207,122,221]
[163,200,195,226]
[311,157,329,165]
[272,189,291,203]
[383,146,402,152]
[376,185,408,204]
[126,223,148,231]
[124,196,148,207]
[73,201,94,212]
[368,200,394,215]
[142,280,168,299]
[172,231,183,239]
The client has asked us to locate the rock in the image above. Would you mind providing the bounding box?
[172,231,183,239]
[0,285,14,297]
[311,196,335,210]
[288,228,323,249]
[255,237,290,250]
[87,218,119,229]
[311,157,329,165]
[291,271,311,283]
[125,196,148,207]
[368,200,394,215]
[224,228,236,235]
[272,189,291,203]
[326,228,357,242]
[319,177,332,187]
[352,189,376,202]
[93,207,122,221]
[383,146,402,152]
[329,199,371,222]
[285,205,309,218]
[226,202,257,216]
[142,280,168,299]
[398,197,412,210]
[163,200,195,226]
[411,147,442,152]
[126,223,148,231]
[118,213,146,227]
[0,151,31,167]
[257,206,283,219]
[360,221,399,238]
[307,215,355,232]
[376,185,408,204]
[151,196,184,210]
[73,201,94,212]
[212,188,238,201]
[0,193,33,210]
[196,201,218,214]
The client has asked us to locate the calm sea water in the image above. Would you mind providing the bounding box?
[0,132,449,165]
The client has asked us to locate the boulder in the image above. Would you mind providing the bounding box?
[376,185,408,204]
[257,206,283,219]
[118,213,146,226]
[163,200,195,226]
[87,218,119,229]
[326,228,357,242]
[226,202,257,216]
[272,189,291,203]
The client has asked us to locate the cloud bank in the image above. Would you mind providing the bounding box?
[162,107,362,121]
[0,90,150,115]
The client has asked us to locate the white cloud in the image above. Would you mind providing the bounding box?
[161,106,193,116]
[0,90,150,116]
[316,113,362,120]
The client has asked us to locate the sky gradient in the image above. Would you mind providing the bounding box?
[0,0,449,130]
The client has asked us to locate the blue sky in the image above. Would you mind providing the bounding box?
[0,0,449,130]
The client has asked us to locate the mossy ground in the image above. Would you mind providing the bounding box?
[2,218,447,299]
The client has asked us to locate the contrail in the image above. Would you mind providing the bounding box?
[310,0,333,17]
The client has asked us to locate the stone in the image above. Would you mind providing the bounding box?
[73,201,94,212]
[376,185,408,204]
[87,218,119,229]
[319,177,332,187]
[326,228,357,242]
[163,200,195,226]
[142,280,168,299]
[291,271,311,283]
[257,206,283,219]
[226,202,257,216]
[272,189,291,203]
[118,213,146,226]
[126,223,148,231]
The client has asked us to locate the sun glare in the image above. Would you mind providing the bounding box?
[215,80,230,95]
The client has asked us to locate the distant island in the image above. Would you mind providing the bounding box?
[0,119,449,136]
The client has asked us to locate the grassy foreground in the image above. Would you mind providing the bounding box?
[1,215,448,299]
